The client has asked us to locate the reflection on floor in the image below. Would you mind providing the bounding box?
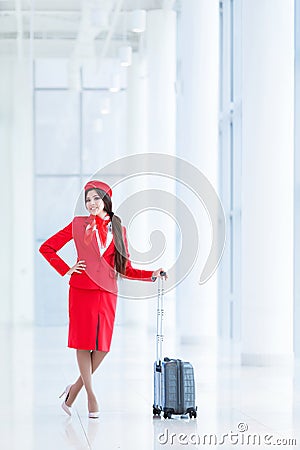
[0,323,299,450]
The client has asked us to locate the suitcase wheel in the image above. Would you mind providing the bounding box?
[153,406,161,416]
[189,410,197,419]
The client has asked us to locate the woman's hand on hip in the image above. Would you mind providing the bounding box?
[67,260,86,276]
[152,268,168,280]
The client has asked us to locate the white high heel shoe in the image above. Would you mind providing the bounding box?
[88,411,100,419]
[88,396,99,418]
[59,384,73,416]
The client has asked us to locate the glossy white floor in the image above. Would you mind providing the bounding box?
[0,322,299,450]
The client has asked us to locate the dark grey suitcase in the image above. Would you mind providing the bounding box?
[153,273,197,419]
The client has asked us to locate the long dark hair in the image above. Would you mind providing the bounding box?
[85,188,127,275]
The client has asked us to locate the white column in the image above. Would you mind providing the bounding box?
[176,0,219,345]
[241,0,294,365]
[146,9,176,155]
[0,58,34,324]
[0,58,34,448]
[126,53,148,155]
[119,52,149,327]
[121,11,177,341]
[146,9,177,350]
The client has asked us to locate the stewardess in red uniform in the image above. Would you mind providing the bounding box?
[39,180,168,418]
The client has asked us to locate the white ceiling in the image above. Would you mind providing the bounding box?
[0,0,177,58]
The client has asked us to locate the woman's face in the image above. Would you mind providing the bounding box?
[85,189,105,216]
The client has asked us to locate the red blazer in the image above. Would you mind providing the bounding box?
[39,216,154,293]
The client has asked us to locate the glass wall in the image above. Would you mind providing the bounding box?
[34,59,127,325]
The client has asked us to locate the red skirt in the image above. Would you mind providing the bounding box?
[68,287,117,352]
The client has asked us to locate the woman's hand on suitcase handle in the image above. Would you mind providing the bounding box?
[152,268,168,281]
[67,260,86,275]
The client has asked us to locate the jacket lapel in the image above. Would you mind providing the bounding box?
[82,218,100,255]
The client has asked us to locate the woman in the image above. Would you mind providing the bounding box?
[39,180,167,418]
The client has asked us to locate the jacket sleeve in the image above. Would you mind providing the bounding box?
[39,222,73,276]
[122,226,154,282]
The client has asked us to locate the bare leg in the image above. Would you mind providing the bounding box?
[76,349,98,412]
[91,350,108,372]
[66,350,108,407]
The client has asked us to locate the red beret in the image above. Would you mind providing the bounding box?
[84,180,112,197]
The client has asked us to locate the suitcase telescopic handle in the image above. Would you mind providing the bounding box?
[156,272,165,365]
